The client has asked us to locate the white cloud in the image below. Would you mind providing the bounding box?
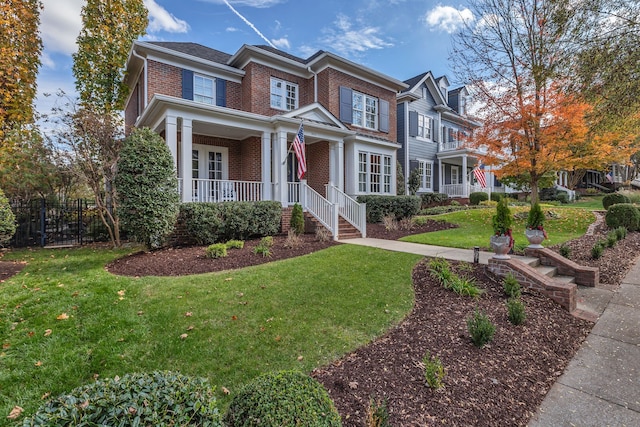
[199,0,285,7]
[40,0,84,57]
[424,5,475,34]
[320,14,393,57]
[271,37,290,50]
[145,0,189,33]
[226,26,240,32]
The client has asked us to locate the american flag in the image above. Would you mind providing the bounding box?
[293,122,307,180]
[473,164,487,188]
[606,171,613,183]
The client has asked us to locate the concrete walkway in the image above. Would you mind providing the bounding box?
[342,238,640,427]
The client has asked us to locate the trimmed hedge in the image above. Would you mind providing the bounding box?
[602,193,631,210]
[605,203,640,231]
[22,371,222,426]
[469,192,489,206]
[180,201,282,245]
[420,192,449,207]
[357,195,421,223]
[224,371,342,426]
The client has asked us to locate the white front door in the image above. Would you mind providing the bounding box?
[191,145,229,201]
[451,165,460,185]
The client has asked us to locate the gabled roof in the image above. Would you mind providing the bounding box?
[146,42,232,64]
[252,44,308,64]
[398,71,448,106]
[401,72,432,93]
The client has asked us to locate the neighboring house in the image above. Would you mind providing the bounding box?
[124,41,407,238]
[397,71,490,198]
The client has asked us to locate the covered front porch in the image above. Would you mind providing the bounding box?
[136,96,370,238]
[436,149,488,198]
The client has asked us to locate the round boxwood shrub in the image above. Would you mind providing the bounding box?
[22,371,222,426]
[605,203,640,231]
[224,371,342,426]
[469,192,489,206]
[602,193,631,209]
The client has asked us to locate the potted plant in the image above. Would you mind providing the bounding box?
[525,202,547,248]
[490,197,514,259]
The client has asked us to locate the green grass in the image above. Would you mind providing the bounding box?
[570,196,604,210]
[404,206,595,252]
[0,245,421,424]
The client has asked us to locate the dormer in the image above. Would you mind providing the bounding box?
[436,76,450,101]
[448,86,470,116]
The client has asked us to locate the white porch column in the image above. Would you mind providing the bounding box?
[328,140,344,192]
[462,155,468,196]
[166,115,178,172]
[180,118,193,203]
[438,159,443,193]
[261,131,272,201]
[273,128,288,206]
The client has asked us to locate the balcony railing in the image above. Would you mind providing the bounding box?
[179,179,263,203]
[440,140,466,151]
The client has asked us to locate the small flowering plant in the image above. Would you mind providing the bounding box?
[526,202,547,238]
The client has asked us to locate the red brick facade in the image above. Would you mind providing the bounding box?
[147,60,182,102]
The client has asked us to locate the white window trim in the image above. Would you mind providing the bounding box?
[417,159,434,191]
[270,77,299,111]
[416,113,434,141]
[194,74,215,105]
[352,91,378,130]
[357,150,393,195]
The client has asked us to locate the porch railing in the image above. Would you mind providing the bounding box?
[287,182,301,205]
[302,184,338,241]
[326,185,366,238]
[440,140,465,151]
[179,179,263,203]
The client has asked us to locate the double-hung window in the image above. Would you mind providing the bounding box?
[417,114,433,140]
[194,75,215,105]
[417,160,433,191]
[358,151,392,194]
[270,77,298,111]
[352,91,378,130]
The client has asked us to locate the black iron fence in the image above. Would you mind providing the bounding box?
[10,199,111,247]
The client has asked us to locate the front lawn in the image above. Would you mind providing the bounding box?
[405,206,595,251]
[0,245,422,423]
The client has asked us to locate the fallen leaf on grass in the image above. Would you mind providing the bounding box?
[2,343,9,349]
[187,325,194,331]
[7,406,23,420]
[231,315,238,321]
[180,334,188,340]
[222,387,230,395]
[41,392,50,400]
[44,329,52,337]
[185,312,193,317]
[297,355,304,361]
[27,331,34,337]
[275,335,281,342]
[34,361,42,367]
[56,313,69,320]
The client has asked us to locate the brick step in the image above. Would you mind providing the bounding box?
[305,214,361,239]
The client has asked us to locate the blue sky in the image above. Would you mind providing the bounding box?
[38,0,474,115]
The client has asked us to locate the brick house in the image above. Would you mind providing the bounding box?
[124,42,408,238]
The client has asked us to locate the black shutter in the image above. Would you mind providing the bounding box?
[409,111,418,137]
[182,69,194,100]
[339,86,353,123]
[216,78,226,107]
[432,118,438,142]
[379,99,389,133]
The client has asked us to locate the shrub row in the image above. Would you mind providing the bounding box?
[180,201,282,245]
[23,371,342,426]
[469,191,489,206]
[420,192,449,207]
[356,195,421,223]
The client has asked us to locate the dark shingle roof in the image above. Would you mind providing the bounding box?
[148,42,232,64]
[252,45,310,63]
[401,72,431,93]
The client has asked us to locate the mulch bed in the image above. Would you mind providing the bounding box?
[2,217,639,426]
[0,259,25,281]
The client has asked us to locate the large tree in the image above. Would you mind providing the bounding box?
[451,0,572,203]
[0,0,42,139]
[73,0,148,113]
[565,0,640,133]
[70,0,147,247]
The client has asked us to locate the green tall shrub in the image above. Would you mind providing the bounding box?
[0,187,15,244]
[290,203,304,235]
[526,202,545,229]
[115,127,179,250]
[469,192,489,205]
[605,203,640,231]
[602,192,631,209]
[492,197,513,235]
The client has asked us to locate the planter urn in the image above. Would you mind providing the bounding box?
[525,228,546,249]
[490,234,512,259]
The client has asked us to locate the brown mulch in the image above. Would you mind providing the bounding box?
[2,217,638,426]
[0,259,25,281]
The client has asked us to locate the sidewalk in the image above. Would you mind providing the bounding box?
[343,238,640,426]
